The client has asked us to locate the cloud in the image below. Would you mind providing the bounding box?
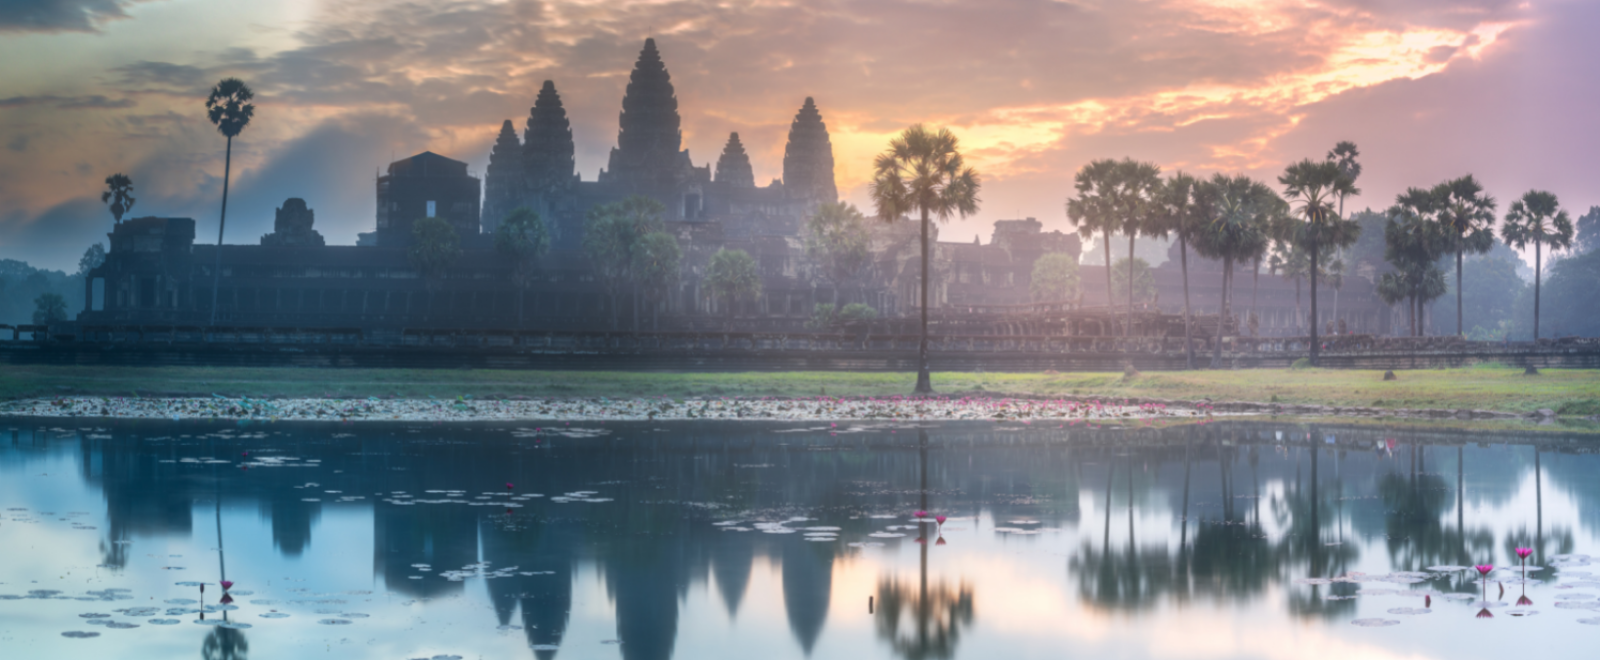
[0,197,109,273]
[0,0,1591,271]
[0,94,135,109]
[0,0,132,33]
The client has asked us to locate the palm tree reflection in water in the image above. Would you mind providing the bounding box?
[203,626,249,660]
[874,431,975,659]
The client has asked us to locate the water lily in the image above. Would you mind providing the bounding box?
[1476,608,1494,619]
[935,515,947,525]
[914,510,928,519]
[1517,595,1533,607]
[1475,565,1494,576]
[935,537,947,546]
[1516,547,1533,559]
[220,580,233,591]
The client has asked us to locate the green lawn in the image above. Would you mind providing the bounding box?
[2,362,1597,416]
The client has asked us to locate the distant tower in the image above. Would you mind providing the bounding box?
[601,38,684,187]
[482,120,525,234]
[524,80,576,196]
[782,97,837,204]
[714,132,755,188]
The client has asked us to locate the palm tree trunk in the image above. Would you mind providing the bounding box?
[1533,239,1542,340]
[1211,258,1230,368]
[209,135,233,326]
[1126,233,1135,340]
[1102,231,1114,334]
[1309,237,1319,365]
[915,207,933,393]
[1180,234,1194,369]
[1251,256,1261,332]
[1456,248,1464,337]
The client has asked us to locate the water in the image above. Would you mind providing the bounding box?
[1,418,1598,659]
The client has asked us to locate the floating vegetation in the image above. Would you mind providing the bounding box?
[60,631,100,638]
[1386,608,1430,615]
[1350,619,1401,627]
[317,618,352,625]
[259,613,290,619]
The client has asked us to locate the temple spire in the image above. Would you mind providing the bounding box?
[604,38,683,184]
[524,80,576,194]
[483,119,525,234]
[782,97,837,203]
[715,132,755,188]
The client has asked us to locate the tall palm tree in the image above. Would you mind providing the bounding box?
[1067,158,1161,339]
[101,173,135,226]
[205,78,255,326]
[1384,189,1449,337]
[1278,159,1358,365]
[1501,190,1575,340]
[870,125,981,394]
[1325,142,1361,323]
[1192,174,1277,367]
[1431,175,1497,336]
[1149,172,1204,368]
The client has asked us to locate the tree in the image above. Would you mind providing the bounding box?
[1067,158,1161,339]
[582,195,665,330]
[1430,175,1498,336]
[869,124,981,394]
[807,302,878,330]
[78,243,106,277]
[1325,142,1361,324]
[1108,257,1155,305]
[1029,253,1080,303]
[632,231,681,331]
[1191,174,1277,367]
[1574,206,1600,254]
[1383,199,1450,336]
[493,206,552,326]
[1278,159,1359,364]
[1540,248,1600,338]
[1149,172,1206,368]
[408,216,462,288]
[33,292,68,325]
[1501,190,1575,340]
[1432,250,1528,340]
[706,248,762,319]
[804,201,873,305]
[205,78,255,326]
[101,173,135,226]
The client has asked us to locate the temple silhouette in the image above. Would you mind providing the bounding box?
[74,38,1391,338]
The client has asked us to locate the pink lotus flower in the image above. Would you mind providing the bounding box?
[935,537,947,546]
[220,593,234,605]
[914,510,928,519]
[1516,547,1533,559]
[1475,565,1494,576]
[506,482,514,490]
[935,515,947,525]
[220,580,233,590]
[1517,595,1533,606]
[1476,608,1494,619]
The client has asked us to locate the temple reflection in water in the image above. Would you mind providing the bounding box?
[6,419,1597,659]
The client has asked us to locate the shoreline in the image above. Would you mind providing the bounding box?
[0,392,1583,426]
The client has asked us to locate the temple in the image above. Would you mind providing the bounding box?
[75,38,1391,339]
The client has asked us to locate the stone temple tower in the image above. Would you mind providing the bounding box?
[715,133,755,188]
[782,97,837,204]
[524,80,576,196]
[601,38,686,188]
[482,120,525,234]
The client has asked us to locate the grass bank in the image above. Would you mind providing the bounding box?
[2,362,1597,416]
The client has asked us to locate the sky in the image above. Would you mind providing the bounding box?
[1,0,1596,273]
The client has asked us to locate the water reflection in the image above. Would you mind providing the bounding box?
[3,419,1600,659]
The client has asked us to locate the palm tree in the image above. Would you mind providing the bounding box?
[494,206,552,326]
[1384,193,1450,336]
[804,201,873,306]
[1067,158,1161,339]
[205,78,255,326]
[1192,174,1277,367]
[101,173,135,226]
[1325,142,1360,324]
[870,125,981,394]
[1278,159,1358,365]
[1149,172,1205,368]
[1431,175,1497,336]
[706,248,762,320]
[1501,190,1575,340]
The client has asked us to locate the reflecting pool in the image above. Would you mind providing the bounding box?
[2,418,1599,659]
